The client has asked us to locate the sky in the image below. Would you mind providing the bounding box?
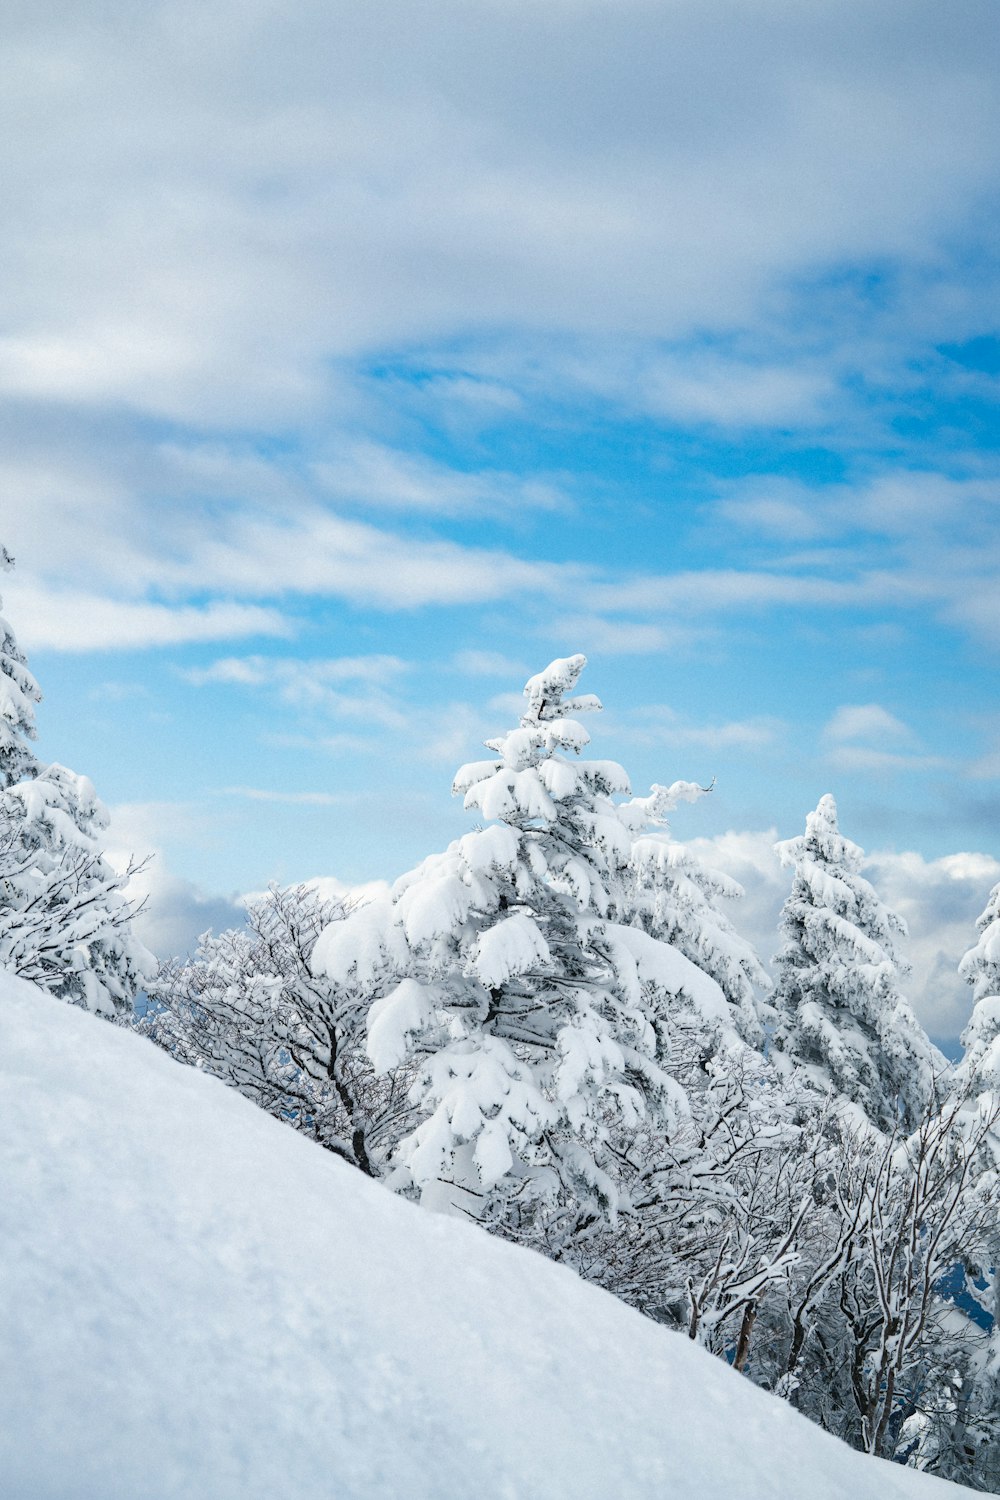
[2,0,999,1048]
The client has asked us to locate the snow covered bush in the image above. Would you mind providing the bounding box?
[144,884,405,1174]
[0,549,152,1017]
[788,1097,999,1470]
[771,794,942,1133]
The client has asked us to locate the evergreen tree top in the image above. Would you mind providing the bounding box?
[771,793,940,1132]
[959,882,1000,1005]
[777,793,864,877]
[521,654,602,724]
[453,655,630,831]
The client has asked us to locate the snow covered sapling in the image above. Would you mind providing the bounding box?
[315,654,716,1223]
[771,794,941,1133]
[0,550,152,1017]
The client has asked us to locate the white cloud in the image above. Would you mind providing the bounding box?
[186,654,405,688]
[706,472,1000,650]
[825,745,948,775]
[127,868,248,960]
[0,1,995,434]
[589,568,877,616]
[823,704,914,745]
[644,358,834,429]
[312,441,566,518]
[304,874,391,909]
[866,848,1000,1046]
[630,708,786,752]
[177,508,563,610]
[549,617,694,656]
[0,489,576,651]
[223,787,351,806]
[820,703,948,776]
[105,802,248,958]
[451,650,529,679]
[683,828,788,974]
[715,494,830,543]
[4,581,290,653]
[184,654,410,726]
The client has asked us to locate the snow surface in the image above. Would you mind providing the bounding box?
[0,973,970,1500]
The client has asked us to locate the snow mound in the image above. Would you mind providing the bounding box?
[0,973,966,1500]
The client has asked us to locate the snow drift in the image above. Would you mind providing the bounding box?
[0,974,967,1499]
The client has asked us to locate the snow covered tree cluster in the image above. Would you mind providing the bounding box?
[4,545,1000,1489]
[0,551,152,1017]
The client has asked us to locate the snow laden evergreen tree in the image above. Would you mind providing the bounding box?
[0,545,42,788]
[315,654,726,1224]
[944,879,1000,1494]
[0,549,152,1017]
[624,781,769,1047]
[771,794,942,1133]
[955,882,1000,1100]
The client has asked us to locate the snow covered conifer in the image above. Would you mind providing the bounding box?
[0,550,152,1017]
[955,883,1000,1098]
[771,794,941,1132]
[623,782,769,1048]
[949,893,1000,1499]
[0,546,42,790]
[315,654,718,1222]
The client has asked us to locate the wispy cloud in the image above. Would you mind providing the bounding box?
[823,704,915,745]
[451,650,529,679]
[820,702,948,776]
[183,655,409,726]
[312,441,566,518]
[825,744,950,775]
[6,583,290,653]
[630,707,786,753]
[548,616,703,657]
[223,787,350,806]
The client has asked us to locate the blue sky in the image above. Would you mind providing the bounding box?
[2,0,999,1044]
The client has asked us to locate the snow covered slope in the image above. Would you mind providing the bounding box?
[0,974,968,1500]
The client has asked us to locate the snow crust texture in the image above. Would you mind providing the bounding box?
[0,976,966,1500]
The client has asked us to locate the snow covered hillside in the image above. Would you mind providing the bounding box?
[0,976,970,1500]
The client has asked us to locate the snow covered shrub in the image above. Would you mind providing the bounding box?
[144,884,405,1174]
[786,1096,999,1468]
[0,549,152,1017]
[771,794,942,1133]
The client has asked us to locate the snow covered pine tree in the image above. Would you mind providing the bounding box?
[314,654,732,1225]
[0,548,152,1017]
[956,881,1000,1102]
[625,781,769,1048]
[771,794,941,1133]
